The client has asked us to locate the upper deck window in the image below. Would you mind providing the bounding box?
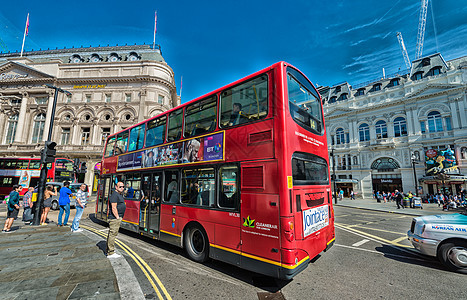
[128,124,145,152]
[185,96,217,138]
[104,136,116,157]
[220,75,268,128]
[146,116,166,147]
[115,131,129,155]
[167,109,183,142]
[287,67,323,135]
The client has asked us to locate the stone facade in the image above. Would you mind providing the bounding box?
[321,53,467,199]
[0,44,179,192]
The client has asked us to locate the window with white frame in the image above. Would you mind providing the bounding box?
[427,111,443,132]
[105,94,111,103]
[61,128,70,145]
[375,120,388,139]
[101,127,111,145]
[158,95,164,104]
[336,128,346,144]
[5,114,18,144]
[35,97,48,105]
[359,123,370,141]
[31,113,46,143]
[125,93,132,102]
[394,117,407,137]
[85,94,92,103]
[81,127,91,145]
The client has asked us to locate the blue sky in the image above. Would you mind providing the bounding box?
[1,0,466,102]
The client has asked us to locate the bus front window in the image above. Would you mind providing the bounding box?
[287,68,323,135]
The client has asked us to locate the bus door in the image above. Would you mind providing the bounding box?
[140,172,162,235]
[160,170,180,237]
[97,177,111,221]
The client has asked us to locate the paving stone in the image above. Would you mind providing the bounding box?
[67,279,119,299]
[10,276,60,293]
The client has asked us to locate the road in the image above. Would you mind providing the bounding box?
[62,204,465,299]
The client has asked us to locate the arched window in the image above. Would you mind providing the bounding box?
[375,120,387,139]
[413,72,423,81]
[394,117,407,137]
[371,157,400,172]
[5,114,18,144]
[359,123,370,142]
[427,111,443,132]
[356,88,365,96]
[329,96,337,104]
[430,67,442,76]
[339,93,348,101]
[389,78,400,87]
[336,128,345,144]
[32,113,46,143]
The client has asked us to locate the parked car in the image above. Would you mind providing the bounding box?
[407,212,467,274]
[46,182,89,210]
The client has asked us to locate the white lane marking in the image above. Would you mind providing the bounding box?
[336,244,381,254]
[352,239,370,247]
[335,224,427,259]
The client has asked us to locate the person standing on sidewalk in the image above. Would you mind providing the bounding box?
[350,190,355,200]
[106,182,126,258]
[57,182,72,227]
[71,184,88,233]
[395,189,404,209]
[2,185,22,232]
[41,185,57,225]
[22,187,34,224]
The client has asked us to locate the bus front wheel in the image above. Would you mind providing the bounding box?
[184,224,209,263]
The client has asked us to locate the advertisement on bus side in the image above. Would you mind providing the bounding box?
[303,205,329,237]
[117,132,224,171]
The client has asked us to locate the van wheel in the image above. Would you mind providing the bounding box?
[51,201,59,210]
[184,224,209,263]
[437,241,467,274]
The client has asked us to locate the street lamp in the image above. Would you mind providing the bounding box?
[32,84,71,225]
[411,152,419,197]
[331,147,337,204]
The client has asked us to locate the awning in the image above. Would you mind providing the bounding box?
[420,175,467,183]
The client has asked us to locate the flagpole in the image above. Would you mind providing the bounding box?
[20,13,29,57]
[153,11,157,50]
[180,76,183,99]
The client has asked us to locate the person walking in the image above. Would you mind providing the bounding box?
[57,182,72,227]
[350,190,355,200]
[106,182,126,258]
[40,185,57,225]
[71,184,88,233]
[3,185,22,232]
[395,189,404,209]
[338,189,344,201]
[22,187,34,224]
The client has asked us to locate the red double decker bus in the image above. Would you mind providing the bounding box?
[97,62,334,279]
[0,157,74,197]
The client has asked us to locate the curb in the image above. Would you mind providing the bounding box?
[335,203,425,217]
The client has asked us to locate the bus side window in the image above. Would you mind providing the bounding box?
[104,137,116,157]
[167,109,183,142]
[115,130,129,155]
[164,171,179,203]
[219,165,239,209]
[220,75,268,128]
[184,96,217,138]
[146,116,166,148]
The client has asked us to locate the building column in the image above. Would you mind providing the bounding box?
[457,99,467,128]
[387,121,394,138]
[369,124,376,140]
[14,93,28,144]
[92,123,99,145]
[42,91,55,142]
[406,110,415,135]
[0,111,7,144]
[72,122,80,145]
[349,121,355,143]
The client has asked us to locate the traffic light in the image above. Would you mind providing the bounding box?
[80,162,87,173]
[73,158,80,174]
[41,141,57,164]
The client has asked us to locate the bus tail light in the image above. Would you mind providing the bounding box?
[285,220,294,242]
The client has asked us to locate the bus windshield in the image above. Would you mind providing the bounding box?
[287,67,323,135]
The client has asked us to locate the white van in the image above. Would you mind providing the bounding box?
[47,182,89,210]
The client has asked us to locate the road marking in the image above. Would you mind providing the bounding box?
[335,223,410,248]
[335,244,429,262]
[335,224,427,259]
[352,239,370,247]
[391,236,409,244]
[350,225,408,236]
[81,225,172,300]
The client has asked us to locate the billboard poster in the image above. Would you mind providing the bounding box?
[117,132,224,171]
[425,147,458,176]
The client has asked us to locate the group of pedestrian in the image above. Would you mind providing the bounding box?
[2,182,88,233]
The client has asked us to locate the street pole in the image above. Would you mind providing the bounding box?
[331,147,337,204]
[32,84,71,225]
[411,153,418,197]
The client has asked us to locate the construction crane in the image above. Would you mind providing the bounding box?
[397,32,412,71]
[415,0,429,60]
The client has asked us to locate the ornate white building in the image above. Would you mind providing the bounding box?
[321,53,467,199]
[0,44,179,192]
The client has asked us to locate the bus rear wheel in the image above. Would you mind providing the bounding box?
[184,224,209,263]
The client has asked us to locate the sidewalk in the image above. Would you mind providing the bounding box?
[335,197,466,216]
[0,203,142,300]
